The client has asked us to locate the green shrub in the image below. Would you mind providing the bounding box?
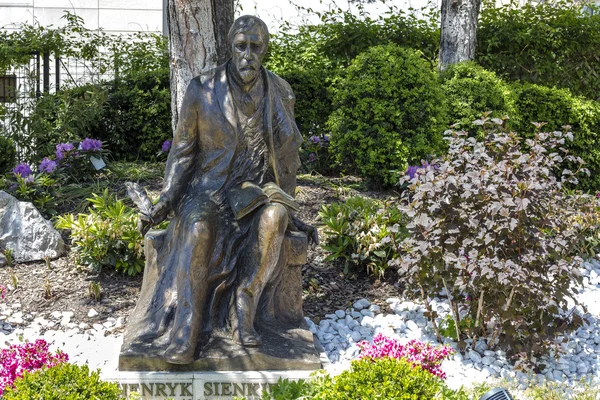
[23,85,108,164]
[0,136,17,174]
[512,83,600,192]
[55,189,145,275]
[311,357,446,399]
[26,68,172,162]
[265,5,439,176]
[440,61,517,131]
[477,0,600,101]
[262,378,319,400]
[2,363,121,400]
[319,195,407,276]
[0,14,169,162]
[328,44,447,188]
[395,119,589,361]
[100,68,172,161]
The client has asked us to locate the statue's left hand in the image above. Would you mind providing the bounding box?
[292,216,319,246]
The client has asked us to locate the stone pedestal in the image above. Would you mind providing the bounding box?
[106,370,321,400]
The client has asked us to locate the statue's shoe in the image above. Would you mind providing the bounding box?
[164,342,196,365]
[234,329,262,347]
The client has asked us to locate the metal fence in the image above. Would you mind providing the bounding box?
[0,51,114,159]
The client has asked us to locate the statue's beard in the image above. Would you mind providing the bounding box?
[238,67,258,84]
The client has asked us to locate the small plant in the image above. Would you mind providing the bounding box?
[262,378,318,400]
[301,135,332,174]
[55,189,145,275]
[0,339,68,395]
[43,278,52,300]
[8,267,18,289]
[2,363,121,400]
[88,281,102,301]
[3,248,14,268]
[358,333,454,379]
[319,196,407,276]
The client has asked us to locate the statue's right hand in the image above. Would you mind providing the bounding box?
[138,200,169,235]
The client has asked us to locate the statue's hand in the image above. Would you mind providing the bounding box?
[292,216,319,246]
[138,200,170,235]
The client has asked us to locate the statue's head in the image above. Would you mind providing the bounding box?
[228,15,269,85]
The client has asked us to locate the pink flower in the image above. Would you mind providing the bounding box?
[358,333,454,379]
[0,339,68,395]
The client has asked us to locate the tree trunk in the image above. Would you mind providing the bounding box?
[167,0,234,131]
[438,0,481,70]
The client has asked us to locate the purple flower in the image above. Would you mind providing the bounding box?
[39,157,57,174]
[55,143,75,160]
[161,140,172,153]
[405,161,431,180]
[597,192,600,198]
[309,136,320,145]
[80,138,102,152]
[308,152,317,162]
[12,163,32,178]
[406,165,419,180]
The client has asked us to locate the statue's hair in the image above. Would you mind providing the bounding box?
[228,15,269,47]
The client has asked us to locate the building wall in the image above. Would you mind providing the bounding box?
[0,0,164,35]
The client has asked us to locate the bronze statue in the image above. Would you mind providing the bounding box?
[120,16,320,370]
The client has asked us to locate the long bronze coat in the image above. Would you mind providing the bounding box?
[124,62,303,347]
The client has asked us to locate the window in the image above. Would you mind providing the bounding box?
[0,75,17,103]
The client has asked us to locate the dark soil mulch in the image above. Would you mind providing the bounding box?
[0,174,401,331]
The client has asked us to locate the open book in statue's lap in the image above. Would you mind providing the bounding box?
[119,16,320,371]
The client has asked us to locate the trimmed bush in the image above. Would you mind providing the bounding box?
[477,0,600,101]
[328,44,447,188]
[440,61,517,131]
[312,357,446,399]
[512,83,600,192]
[2,363,121,400]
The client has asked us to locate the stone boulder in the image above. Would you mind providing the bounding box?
[0,191,64,263]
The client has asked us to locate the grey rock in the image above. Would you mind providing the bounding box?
[369,304,381,313]
[349,331,362,342]
[335,310,346,319]
[468,350,482,363]
[406,320,419,332]
[353,299,370,310]
[481,356,495,365]
[360,309,374,318]
[0,191,64,262]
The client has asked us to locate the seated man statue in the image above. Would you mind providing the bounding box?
[121,15,318,367]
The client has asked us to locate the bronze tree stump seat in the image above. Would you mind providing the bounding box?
[119,229,321,371]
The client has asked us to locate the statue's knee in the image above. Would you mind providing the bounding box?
[190,218,212,241]
[261,203,287,230]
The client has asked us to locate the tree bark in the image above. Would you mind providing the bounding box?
[167,0,234,131]
[438,0,481,70]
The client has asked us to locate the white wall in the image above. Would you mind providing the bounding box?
[0,0,164,34]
